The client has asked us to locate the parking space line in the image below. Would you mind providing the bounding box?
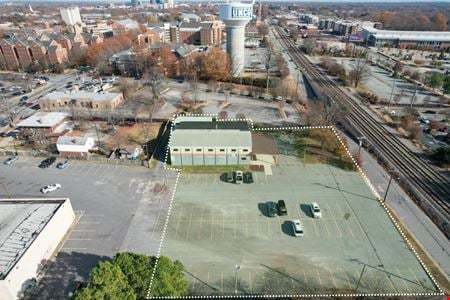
[198,205,205,240]
[207,272,210,288]
[311,219,319,237]
[409,268,421,286]
[316,269,324,289]
[385,272,398,292]
[151,202,163,239]
[72,229,96,232]
[78,221,100,224]
[186,204,194,240]
[344,201,366,236]
[221,272,224,293]
[248,271,253,294]
[234,204,237,239]
[395,267,411,293]
[67,238,92,241]
[335,268,351,290]
[329,269,338,289]
[303,270,308,284]
[210,209,214,240]
[222,210,225,239]
[174,204,183,239]
[326,203,342,238]
[322,219,331,238]
[266,217,271,239]
[244,210,249,238]
[255,213,260,238]
[192,272,197,290]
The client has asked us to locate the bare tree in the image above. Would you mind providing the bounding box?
[289,27,300,42]
[259,43,277,92]
[348,50,370,88]
[1,91,17,127]
[257,23,269,38]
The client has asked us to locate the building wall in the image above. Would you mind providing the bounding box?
[0,199,75,300]
[14,42,32,68]
[0,41,19,69]
[29,42,47,64]
[170,146,251,166]
[40,94,123,111]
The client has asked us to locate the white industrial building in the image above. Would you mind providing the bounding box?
[57,135,95,157]
[170,116,252,166]
[0,199,75,300]
[60,7,82,26]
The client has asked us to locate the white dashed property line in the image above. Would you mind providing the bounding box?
[330,126,443,294]
[146,170,181,299]
[151,117,444,298]
[149,292,443,299]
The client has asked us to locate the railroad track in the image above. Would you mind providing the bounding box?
[273,26,450,236]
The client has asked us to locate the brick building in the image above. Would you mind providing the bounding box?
[40,91,124,111]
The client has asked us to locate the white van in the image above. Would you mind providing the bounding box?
[292,219,304,237]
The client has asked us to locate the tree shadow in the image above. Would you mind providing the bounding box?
[22,252,111,300]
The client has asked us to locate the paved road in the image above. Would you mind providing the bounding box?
[343,130,450,282]
[0,157,176,298]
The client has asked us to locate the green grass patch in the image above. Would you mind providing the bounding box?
[179,165,251,174]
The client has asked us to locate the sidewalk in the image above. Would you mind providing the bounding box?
[343,129,450,282]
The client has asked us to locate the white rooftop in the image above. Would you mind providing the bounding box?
[171,129,252,148]
[57,135,92,146]
[363,27,450,42]
[17,112,68,128]
[43,91,121,102]
[0,201,63,279]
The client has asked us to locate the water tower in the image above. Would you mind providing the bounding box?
[219,2,253,75]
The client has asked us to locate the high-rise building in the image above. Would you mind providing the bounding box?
[60,7,82,26]
[131,0,141,7]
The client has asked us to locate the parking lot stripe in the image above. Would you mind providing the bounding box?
[222,209,225,239]
[72,229,96,232]
[174,204,183,239]
[234,204,237,239]
[303,270,308,284]
[186,204,194,240]
[255,213,260,238]
[395,267,411,292]
[322,219,331,238]
[329,269,338,289]
[192,273,197,290]
[78,221,100,224]
[316,269,324,289]
[198,205,205,240]
[339,268,353,290]
[221,272,224,293]
[244,211,249,238]
[210,209,214,240]
[326,203,342,238]
[207,272,210,288]
[67,238,92,241]
[266,216,271,239]
[344,200,366,236]
[249,271,253,294]
[409,268,421,286]
[151,202,163,239]
[385,272,398,292]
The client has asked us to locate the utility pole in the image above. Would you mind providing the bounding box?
[388,76,396,110]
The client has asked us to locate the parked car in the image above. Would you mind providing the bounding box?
[266,201,277,217]
[56,160,70,169]
[3,156,18,165]
[20,96,28,102]
[244,172,253,184]
[291,219,304,237]
[40,183,61,194]
[235,171,243,184]
[310,202,322,218]
[39,157,56,168]
[277,200,287,215]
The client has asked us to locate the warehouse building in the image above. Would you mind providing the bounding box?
[362,28,450,50]
[170,116,252,166]
[0,198,75,300]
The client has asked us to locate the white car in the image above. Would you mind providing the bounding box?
[310,202,322,218]
[291,219,304,237]
[235,171,243,184]
[40,183,61,194]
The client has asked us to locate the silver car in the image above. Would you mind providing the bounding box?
[3,156,18,165]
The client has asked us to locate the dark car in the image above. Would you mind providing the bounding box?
[267,201,277,217]
[277,200,287,215]
[244,172,253,184]
[20,96,28,102]
[39,157,56,168]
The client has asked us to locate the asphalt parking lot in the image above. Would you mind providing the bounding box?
[0,157,176,298]
[159,155,438,296]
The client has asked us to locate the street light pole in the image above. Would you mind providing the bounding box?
[234,265,241,294]
[383,175,395,203]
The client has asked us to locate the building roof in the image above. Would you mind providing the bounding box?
[0,199,66,279]
[171,129,252,148]
[171,118,252,148]
[116,18,139,29]
[17,112,68,128]
[57,135,93,146]
[363,27,450,42]
[42,91,121,102]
